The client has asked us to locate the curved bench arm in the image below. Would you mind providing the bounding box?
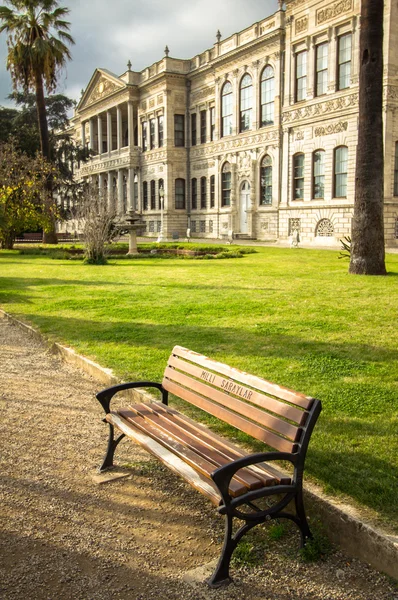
[96,381,167,414]
[211,451,298,505]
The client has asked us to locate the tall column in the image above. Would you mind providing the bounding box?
[81,122,86,148]
[98,173,104,201]
[128,168,135,211]
[107,172,113,211]
[89,119,95,152]
[117,169,124,214]
[128,102,134,147]
[107,110,112,153]
[97,115,103,155]
[117,105,123,150]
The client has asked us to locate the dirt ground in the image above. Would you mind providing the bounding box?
[0,316,396,600]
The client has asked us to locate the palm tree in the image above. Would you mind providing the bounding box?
[0,0,74,243]
[349,0,386,275]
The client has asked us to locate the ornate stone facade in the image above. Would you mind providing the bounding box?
[64,0,398,246]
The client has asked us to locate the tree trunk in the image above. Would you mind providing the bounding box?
[349,0,386,275]
[34,70,58,244]
[1,230,15,250]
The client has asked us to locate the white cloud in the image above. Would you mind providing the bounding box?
[0,0,278,105]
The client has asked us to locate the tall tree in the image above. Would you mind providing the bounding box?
[349,0,386,275]
[0,0,74,243]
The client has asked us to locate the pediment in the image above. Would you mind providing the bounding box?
[78,69,126,111]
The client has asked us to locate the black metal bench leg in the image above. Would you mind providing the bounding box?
[207,514,236,588]
[295,490,312,547]
[99,422,126,472]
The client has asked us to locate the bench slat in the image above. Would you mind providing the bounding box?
[126,403,268,490]
[164,366,300,441]
[168,355,306,425]
[149,402,291,485]
[117,409,247,497]
[162,379,296,454]
[106,412,221,505]
[171,346,313,409]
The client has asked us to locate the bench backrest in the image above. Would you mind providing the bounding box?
[162,346,321,455]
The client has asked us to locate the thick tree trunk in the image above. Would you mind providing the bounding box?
[349,0,386,275]
[35,71,58,244]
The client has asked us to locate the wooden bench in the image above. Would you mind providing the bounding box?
[97,346,322,587]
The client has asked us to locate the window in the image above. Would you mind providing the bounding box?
[191,220,197,233]
[221,82,233,137]
[200,110,207,144]
[210,175,215,208]
[150,180,156,210]
[260,155,272,205]
[149,221,155,233]
[288,218,301,236]
[191,177,197,210]
[240,74,252,132]
[149,119,155,149]
[174,114,185,147]
[293,153,305,199]
[295,51,307,102]
[395,217,398,238]
[200,176,207,209]
[316,218,334,237]
[334,146,348,197]
[221,162,231,206]
[191,113,197,146]
[143,181,148,210]
[142,121,148,152]
[175,178,186,209]
[338,33,352,90]
[123,175,127,213]
[157,221,161,232]
[313,150,325,198]
[158,178,164,209]
[200,220,206,233]
[210,107,215,141]
[315,43,328,97]
[394,142,398,196]
[158,115,164,147]
[260,66,275,126]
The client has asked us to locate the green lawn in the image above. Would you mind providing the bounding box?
[1,246,397,531]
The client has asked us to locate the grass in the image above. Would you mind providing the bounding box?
[0,245,397,531]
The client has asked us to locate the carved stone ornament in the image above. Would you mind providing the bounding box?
[86,77,120,107]
[282,93,358,123]
[191,129,280,159]
[238,151,252,178]
[295,16,308,35]
[316,0,353,25]
[314,121,348,137]
[191,86,215,102]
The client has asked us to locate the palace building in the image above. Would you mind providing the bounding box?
[65,0,398,246]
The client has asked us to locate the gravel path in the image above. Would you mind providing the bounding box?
[0,317,396,600]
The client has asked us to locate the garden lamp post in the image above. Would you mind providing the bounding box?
[157,185,165,243]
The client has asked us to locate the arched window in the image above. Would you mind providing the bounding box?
[313,150,325,199]
[260,155,272,205]
[150,180,156,210]
[191,177,197,210]
[221,162,231,207]
[175,178,186,209]
[221,82,233,137]
[293,153,305,200]
[316,218,334,237]
[260,66,275,126]
[240,74,252,132]
[143,181,148,211]
[334,146,348,197]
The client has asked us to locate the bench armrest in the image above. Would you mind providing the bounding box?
[97,381,167,414]
[211,451,297,502]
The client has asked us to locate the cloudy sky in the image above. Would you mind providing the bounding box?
[0,0,278,107]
